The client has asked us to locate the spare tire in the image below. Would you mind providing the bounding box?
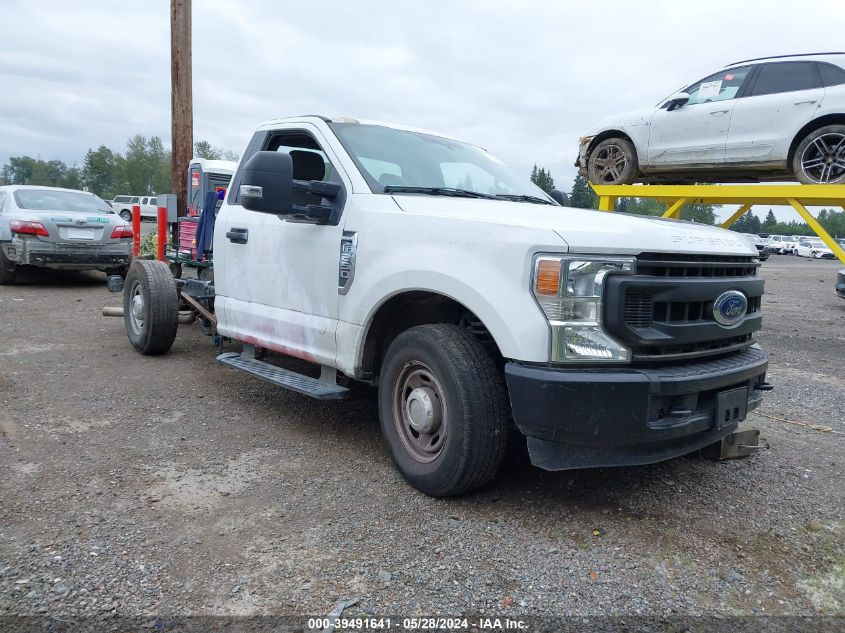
[123,259,178,355]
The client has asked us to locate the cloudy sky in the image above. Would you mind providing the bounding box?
[2,0,843,220]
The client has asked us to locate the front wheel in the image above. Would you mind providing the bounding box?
[378,324,508,497]
[587,137,638,185]
[793,125,845,184]
[120,209,132,222]
[123,260,178,355]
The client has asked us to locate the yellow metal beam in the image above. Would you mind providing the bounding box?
[597,195,616,212]
[786,198,845,265]
[591,183,845,206]
[662,198,689,219]
[720,203,753,229]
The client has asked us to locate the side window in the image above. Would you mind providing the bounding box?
[141,197,149,205]
[0,192,6,213]
[818,62,845,87]
[149,197,156,206]
[265,130,342,208]
[750,62,821,96]
[684,66,752,105]
[130,197,139,204]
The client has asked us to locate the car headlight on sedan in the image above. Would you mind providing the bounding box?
[532,255,635,363]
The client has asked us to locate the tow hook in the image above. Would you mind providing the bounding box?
[754,381,774,391]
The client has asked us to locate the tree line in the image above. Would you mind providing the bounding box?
[0,137,237,201]
[531,166,844,236]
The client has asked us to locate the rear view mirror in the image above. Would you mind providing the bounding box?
[666,91,690,111]
[239,151,294,215]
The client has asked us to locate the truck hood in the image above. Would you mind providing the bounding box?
[391,196,757,257]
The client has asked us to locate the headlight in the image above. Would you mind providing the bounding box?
[532,256,635,363]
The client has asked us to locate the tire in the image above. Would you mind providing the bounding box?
[793,124,845,184]
[587,137,638,185]
[0,246,16,285]
[123,259,178,355]
[120,209,132,222]
[377,324,508,497]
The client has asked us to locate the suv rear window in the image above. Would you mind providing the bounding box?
[750,62,821,96]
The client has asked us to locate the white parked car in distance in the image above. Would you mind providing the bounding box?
[112,195,140,222]
[578,53,845,185]
[794,236,835,258]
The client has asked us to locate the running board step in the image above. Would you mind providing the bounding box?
[216,352,350,400]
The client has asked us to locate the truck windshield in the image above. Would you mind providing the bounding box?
[14,189,112,213]
[330,122,551,202]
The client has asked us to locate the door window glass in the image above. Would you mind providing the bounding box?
[684,66,752,105]
[750,62,821,96]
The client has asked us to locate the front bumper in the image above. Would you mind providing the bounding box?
[1,238,130,270]
[505,345,768,470]
[575,137,592,176]
[837,269,845,298]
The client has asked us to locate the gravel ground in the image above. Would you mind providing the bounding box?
[0,255,843,625]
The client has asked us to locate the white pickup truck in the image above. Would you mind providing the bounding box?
[111,115,770,497]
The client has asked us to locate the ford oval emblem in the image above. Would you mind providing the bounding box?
[713,290,748,326]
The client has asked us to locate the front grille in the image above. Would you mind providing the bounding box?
[624,293,762,329]
[605,253,764,363]
[636,252,759,278]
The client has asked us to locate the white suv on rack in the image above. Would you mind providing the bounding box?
[577,53,845,185]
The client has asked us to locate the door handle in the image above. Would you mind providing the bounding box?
[709,109,730,115]
[226,228,248,244]
[794,99,817,105]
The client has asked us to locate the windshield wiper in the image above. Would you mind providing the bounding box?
[383,185,496,199]
[493,194,555,205]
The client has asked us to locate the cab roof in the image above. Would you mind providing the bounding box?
[255,115,484,150]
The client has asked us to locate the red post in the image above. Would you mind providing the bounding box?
[157,206,168,260]
[131,205,141,256]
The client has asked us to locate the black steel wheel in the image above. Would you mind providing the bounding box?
[377,324,508,497]
[123,260,179,355]
[120,209,132,222]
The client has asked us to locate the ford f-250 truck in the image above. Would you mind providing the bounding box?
[111,115,770,497]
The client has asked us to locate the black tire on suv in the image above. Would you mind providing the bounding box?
[377,324,508,497]
[793,124,845,184]
[587,137,638,185]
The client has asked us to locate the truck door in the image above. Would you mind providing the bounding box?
[214,124,351,367]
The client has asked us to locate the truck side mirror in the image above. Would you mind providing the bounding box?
[238,151,293,215]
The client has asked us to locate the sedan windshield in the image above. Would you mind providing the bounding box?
[14,189,112,213]
[330,123,552,202]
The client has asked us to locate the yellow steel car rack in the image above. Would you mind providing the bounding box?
[590,184,845,265]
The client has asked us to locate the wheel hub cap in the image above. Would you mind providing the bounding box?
[131,294,144,320]
[406,387,441,433]
[392,362,448,463]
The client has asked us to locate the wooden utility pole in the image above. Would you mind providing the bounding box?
[170,0,192,226]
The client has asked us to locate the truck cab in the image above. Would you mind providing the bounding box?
[118,115,769,497]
